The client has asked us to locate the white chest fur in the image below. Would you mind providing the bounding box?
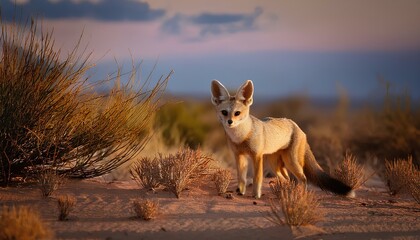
[223,117,253,144]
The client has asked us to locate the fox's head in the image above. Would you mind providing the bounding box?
[210,80,254,129]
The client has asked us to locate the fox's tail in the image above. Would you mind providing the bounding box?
[303,145,353,196]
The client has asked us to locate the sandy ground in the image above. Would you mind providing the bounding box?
[1,172,419,240]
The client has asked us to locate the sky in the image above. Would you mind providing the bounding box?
[2,0,420,100]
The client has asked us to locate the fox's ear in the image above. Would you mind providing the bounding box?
[236,80,253,106]
[211,80,230,106]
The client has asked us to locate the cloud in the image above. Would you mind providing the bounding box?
[162,7,263,38]
[161,13,184,35]
[1,0,165,22]
[192,12,250,25]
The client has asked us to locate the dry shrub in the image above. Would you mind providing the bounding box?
[349,82,420,167]
[38,170,66,197]
[385,156,416,195]
[130,157,161,191]
[269,177,291,199]
[385,156,419,203]
[57,194,76,221]
[309,125,345,171]
[159,148,213,198]
[0,18,87,185]
[268,179,323,227]
[408,170,420,203]
[133,199,159,221]
[212,168,231,195]
[333,152,367,190]
[0,205,52,240]
[0,18,171,185]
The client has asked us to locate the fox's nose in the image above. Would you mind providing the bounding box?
[227,119,233,125]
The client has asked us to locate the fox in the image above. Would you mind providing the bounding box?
[211,79,353,199]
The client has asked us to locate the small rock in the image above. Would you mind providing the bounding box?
[225,193,234,200]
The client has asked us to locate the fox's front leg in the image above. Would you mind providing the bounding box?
[253,155,264,199]
[235,154,248,195]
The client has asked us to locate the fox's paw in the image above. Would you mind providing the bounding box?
[252,192,262,199]
[347,190,356,198]
[236,187,245,196]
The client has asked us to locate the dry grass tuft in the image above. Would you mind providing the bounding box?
[158,148,213,198]
[38,170,66,197]
[57,194,76,221]
[269,177,290,199]
[133,199,159,221]
[333,152,367,190]
[385,156,416,195]
[385,156,420,203]
[409,171,420,203]
[268,179,324,227]
[129,148,214,197]
[212,168,231,195]
[0,205,53,240]
[130,157,161,191]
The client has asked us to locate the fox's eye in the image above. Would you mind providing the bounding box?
[221,110,228,116]
[234,111,241,116]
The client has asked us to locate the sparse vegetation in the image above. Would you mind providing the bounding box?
[348,82,420,166]
[57,194,76,221]
[154,102,211,149]
[269,177,288,199]
[212,168,231,195]
[268,179,323,227]
[408,170,420,203]
[133,199,159,221]
[333,152,367,190]
[0,205,53,240]
[1,12,419,240]
[385,156,416,195]
[158,148,213,198]
[0,18,171,185]
[130,148,214,198]
[130,157,161,191]
[38,170,66,197]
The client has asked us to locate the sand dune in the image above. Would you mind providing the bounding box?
[1,172,419,240]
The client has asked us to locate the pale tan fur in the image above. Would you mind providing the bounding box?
[211,80,352,198]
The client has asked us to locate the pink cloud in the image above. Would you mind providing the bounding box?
[34,1,420,62]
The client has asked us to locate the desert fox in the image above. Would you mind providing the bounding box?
[211,80,353,198]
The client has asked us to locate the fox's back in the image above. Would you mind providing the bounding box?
[247,116,296,154]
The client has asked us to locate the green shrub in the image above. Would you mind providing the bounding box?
[154,102,210,149]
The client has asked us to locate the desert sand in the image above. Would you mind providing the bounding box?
[1,172,419,240]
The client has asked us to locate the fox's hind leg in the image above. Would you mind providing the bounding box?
[281,147,307,190]
[267,153,289,182]
[282,130,309,189]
